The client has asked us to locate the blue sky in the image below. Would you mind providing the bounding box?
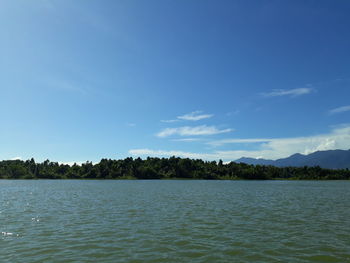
[1,0,350,163]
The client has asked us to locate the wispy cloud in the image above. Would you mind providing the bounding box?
[329,105,350,115]
[161,119,179,123]
[177,111,213,121]
[162,111,213,123]
[129,149,218,160]
[262,88,313,97]
[126,123,136,127]
[172,138,203,142]
[157,125,233,138]
[129,148,280,162]
[208,138,274,147]
[131,125,350,161]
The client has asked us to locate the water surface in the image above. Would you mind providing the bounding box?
[1,180,349,262]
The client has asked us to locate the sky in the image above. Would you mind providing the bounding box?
[1,0,350,163]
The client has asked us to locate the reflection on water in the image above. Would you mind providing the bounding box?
[0,180,349,262]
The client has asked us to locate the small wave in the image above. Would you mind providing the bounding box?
[2,232,13,236]
[2,231,19,237]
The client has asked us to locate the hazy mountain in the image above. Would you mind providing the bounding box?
[235,150,350,169]
[234,157,274,166]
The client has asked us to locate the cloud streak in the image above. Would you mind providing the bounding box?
[262,88,313,97]
[161,119,179,123]
[162,111,213,123]
[157,125,233,138]
[329,105,350,115]
[172,138,203,142]
[177,111,213,121]
[208,138,274,147]
[131,125,350,161]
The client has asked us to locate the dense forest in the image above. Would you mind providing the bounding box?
[0,157,349,180]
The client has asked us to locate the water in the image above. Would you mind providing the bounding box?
[0,180,349,262]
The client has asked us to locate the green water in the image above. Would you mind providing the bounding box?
[0,180,349,262]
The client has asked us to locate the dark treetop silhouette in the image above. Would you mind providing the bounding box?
[1,157,349,180]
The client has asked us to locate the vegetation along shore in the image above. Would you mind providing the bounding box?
[1,157,349,180]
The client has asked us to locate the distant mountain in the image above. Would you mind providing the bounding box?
[235,149,350,169]
[234,157,274,166]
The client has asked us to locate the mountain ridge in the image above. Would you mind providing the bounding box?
[235,149,350,169]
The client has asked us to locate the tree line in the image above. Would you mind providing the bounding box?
[0,157,349,180]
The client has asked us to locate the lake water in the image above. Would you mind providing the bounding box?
[0,180,349,262]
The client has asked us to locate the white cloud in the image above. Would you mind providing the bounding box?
[157,125,233,138]
[262,88,313,97]
[162,111,213,123]
[129,149,217,160]
[129,148,272,161]
[11,157,22,160]
[172,138,202,142]
[329,105,350,115]
[177,111,213,121]
[161,119,179,123]
[208,138,274,147]
[126,123,136,127]
[131,125,350,161]
[209,125,350,159]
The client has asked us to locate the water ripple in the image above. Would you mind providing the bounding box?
[0,180,349,262]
